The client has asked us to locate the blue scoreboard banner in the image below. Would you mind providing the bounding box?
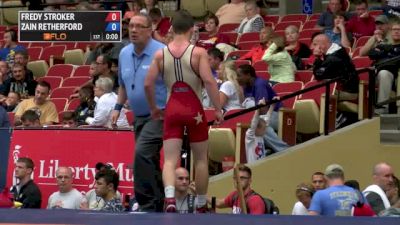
[18,11,122,42]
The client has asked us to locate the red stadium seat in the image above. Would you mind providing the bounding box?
[53,42,77,50]
[0,25,7,32]
[50,98,68,112]
[274,21,302,31]
[309,13,321,21]
[27,47,43,61]
[38,76,63,89]
[218,23,240,33]
[369,10,383,18]
[352,56,373,69]
[256,71,270,80]
[237,41,259,51]
[264,21,274,29]
[220,32,238,45]
[237,32,259,43]
[276,92,297,109]
[50,87,75,99]
[253,60,268,71]
[62,77,90,87]
[198,32,209,41]
[226,50,249,60]
[262,15,279,26]
[353,36,371,49]
[72,65,91,77]
[40,45,66,62]
[298,38,312,47]
[273,81,304,93]
[280,14,308,24]
[302,20,318,30]
[295,70,314,83]
[75,42,95,51]
[216,109,255,132]
[299,29,320,39]
[66,98,81,111]
[234,60,250,68]
[300,80,336,107]
[351,47,361,58]
[46,64,74,78]
[29,42,52,48]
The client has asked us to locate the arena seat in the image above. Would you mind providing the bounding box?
[256,71,270,80]
[46,64,74,78]
[38,76,63,89]
[66,98,81,111]
[218,23,240,33]
[53,42,77,50]
[30,42,52,48]
[237,41,258,51]
[27,60,49,78]
[302,20,318,30]
[62,77,90,87]
[72,65,91,77]
[50,87,75,99]
[299,28,320,39]
[280,14,308,24]
[276,92,297,109]
[40,45,66,62]
[237,32,259,43]
[51,98,68,112]
[262,15,279,26]
[273,81,304,94]
[27,47,43,61]
[295,70,314,84]
[63,49,85,65]
[274,21,302,31]
[219,32,238,45]
[309,13,321,21]
[253,60,268,71]
[226,50,249,60]
[208,128,237,163]
[353,36,371,49]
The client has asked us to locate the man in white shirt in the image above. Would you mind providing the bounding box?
[47,167,85,209]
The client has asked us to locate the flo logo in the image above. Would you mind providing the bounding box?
[43,33,67,41]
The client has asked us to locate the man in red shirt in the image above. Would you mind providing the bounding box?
[149,8,171,43]
[239,26,273,63]
[346,0,375,39]
[212,164,265,214]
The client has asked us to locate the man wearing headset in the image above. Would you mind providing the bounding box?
[0,30,26,65]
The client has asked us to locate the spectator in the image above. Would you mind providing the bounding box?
[110,58,119,75]
[0,106,10,127]
[212,164,265,214]
[345,179,376,216]
[262,34,296,83]
[387,176,399,205]
[207,47,224,79]
[175,167,196,214]
[309,164,359,216]
[363,162,394,214]
[14,81,58,126]
[86,77,129,128]
[10,157,41,208]
[14,50,34,81]
[111,13,166,213]
[123,0,143,19]
[1,91,20,112]
[86,43,120,64]
[61,111,77,128]
[70,62,97,99]
[368,18,400,114]
[318,0,352,31]
[197,14,230,50]
[360,15,392,57]
[20,109,40,127]
[311,172,327,191]
[47,167,85,209]
[239,26,274,63]
[312,34,359,95]
[149,8,171,44]
[0,30,26,65]
[75,86,96,126]
[237,64,289,153]
[245,99,270,163]
[217,61,244,112]
[94,169,123,212]
[215,0,246,26]
[140,0,163,16]
[346,0,375,40]
[284,25,312,70]
[324,12,353,48]
[93,54,119,92]
[292,183,315,215]
[0,61,12,92]
[144,10,223,213]
[237,1,264,35]
[0,63,37,98]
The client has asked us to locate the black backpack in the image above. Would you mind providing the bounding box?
[232,191,279,214]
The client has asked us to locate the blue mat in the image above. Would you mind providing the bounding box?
[0,209,398,225]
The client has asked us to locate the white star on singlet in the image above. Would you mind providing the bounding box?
[193,112,203,125]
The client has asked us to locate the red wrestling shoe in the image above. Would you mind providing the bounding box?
[164,198,176,213]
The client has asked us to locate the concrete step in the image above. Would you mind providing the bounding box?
[380,114,400,130]
[380,130,400,144]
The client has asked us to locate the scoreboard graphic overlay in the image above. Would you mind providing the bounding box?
[18,11,122,42]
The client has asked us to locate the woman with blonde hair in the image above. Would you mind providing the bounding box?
[217,61,244,112]
[292,182,315,215]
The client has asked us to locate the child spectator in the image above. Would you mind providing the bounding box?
[20,109,40,127]
[75,86,96,126]
[62,111,78,128]
[262,35,296,84]
[245,99,272,163]
[0,91,20,112]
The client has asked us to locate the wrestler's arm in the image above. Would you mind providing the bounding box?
[144,50,163,119]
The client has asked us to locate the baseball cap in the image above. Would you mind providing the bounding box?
[325,164,344,176]
[375,15,389,24]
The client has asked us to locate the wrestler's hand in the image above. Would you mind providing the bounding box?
[214,110,223,125]
[151,107,164,120]
[111,110,120,126]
